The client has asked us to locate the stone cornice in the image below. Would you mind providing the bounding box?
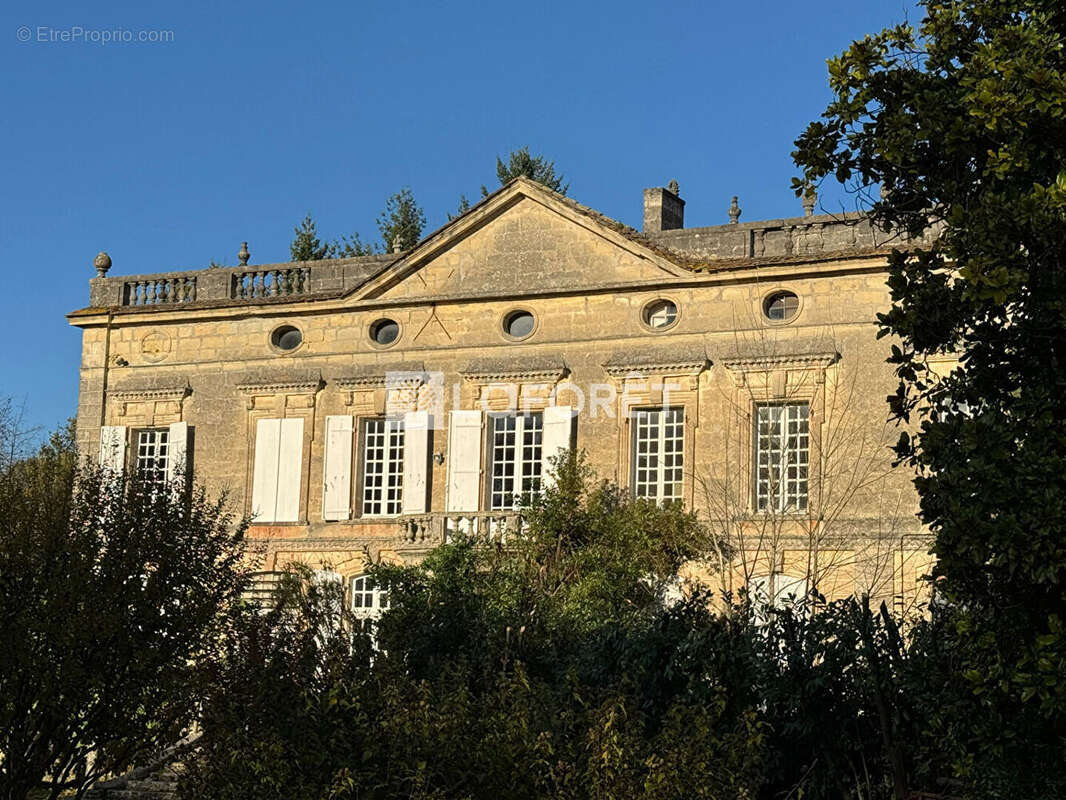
[462,367,568,383]
[107,386,190,403]
[603,359,709,378]
[603,344,709,378]
[237,378,323,395]
[335,375,389,389]
[106,376,191,404]
[333,361,428,390]
[721,352,839,373]
[335,374,425,389]
[460,357,567,384]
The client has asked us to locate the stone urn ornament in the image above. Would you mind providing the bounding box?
[728,196,741,224]
[94,251,112,277]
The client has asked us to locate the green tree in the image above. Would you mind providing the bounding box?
[446,194,471,221]
[183,454,767,800]
[793,2,1066,795]
[376,188,425,252]
[0,425,251,799]
[329,231,378,257]
[495,146,568,194]
[0,397,35,473]
[289,213,330,261]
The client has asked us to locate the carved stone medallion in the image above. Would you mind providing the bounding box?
[140,331,172,363]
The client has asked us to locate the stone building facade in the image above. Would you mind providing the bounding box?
[68,178,935,615]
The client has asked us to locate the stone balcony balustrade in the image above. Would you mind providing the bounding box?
[397,511,527,548]
[87,253,397,309]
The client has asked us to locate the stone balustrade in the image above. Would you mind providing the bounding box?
[82,211,939,312]
[398,511,526,547]
[232,266,311,299]
[86,253,397,310]
[123,275,197,305]
[645,212,941,262]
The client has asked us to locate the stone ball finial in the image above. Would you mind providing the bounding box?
[728,196,741,224]
[94,251,112,277]
[802,185,817,217]
[667,179,680,195]
[238,241,250,266]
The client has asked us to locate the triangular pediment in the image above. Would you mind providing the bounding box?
[352,179,690,303]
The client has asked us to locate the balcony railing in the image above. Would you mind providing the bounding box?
[123,275,197,305]
[87,253,397,310]
[398,511,526,547]
[232,267,311,299]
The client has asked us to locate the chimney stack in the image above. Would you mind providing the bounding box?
[642,180,685,233]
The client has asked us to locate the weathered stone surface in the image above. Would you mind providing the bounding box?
[68,177,935,616]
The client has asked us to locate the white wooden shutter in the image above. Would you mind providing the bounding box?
[541,405,574,487]
[445,410,482,512]
[251,419,281,522]
[322,415,353,521]
[274,418,304,523]
[166,421,189,485]
[99,425,127,472]
[402,411,430,514]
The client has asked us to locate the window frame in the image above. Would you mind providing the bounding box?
[639,297,681,332]
[498,307,538,342]
[759,288,803,326]
[359,416,406,518]
[486,411,544,510]
[752,401,810,513]
[133,427,170,487]
[629,406,685,505]
[349,573,390,634]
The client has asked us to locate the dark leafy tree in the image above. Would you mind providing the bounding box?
[182,454,767,800]
[0,425,251,799]
[0,397,36,473]
[793,2,1066,795]
[376,188,425,252]
[495,146,568,194]
[289,213,330,261]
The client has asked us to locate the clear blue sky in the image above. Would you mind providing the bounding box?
[0,0,919,438]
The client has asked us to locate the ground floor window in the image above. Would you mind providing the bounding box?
[135,428,169,486]
[350,573,389,633]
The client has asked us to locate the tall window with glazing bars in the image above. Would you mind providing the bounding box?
[754,403,809,512]
[135,428,170,486]
[631,407,684,504]
[488,412,543,510]
[361,418,404,516]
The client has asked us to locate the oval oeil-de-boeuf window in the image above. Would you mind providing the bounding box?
[370,318,400,346]
[643,299,678,330]
[763,291,799,322]
[503,310,535,339]
[271,325,303,351]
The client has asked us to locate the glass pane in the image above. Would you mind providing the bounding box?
[372,320,399,345]
[505,311,535,338]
